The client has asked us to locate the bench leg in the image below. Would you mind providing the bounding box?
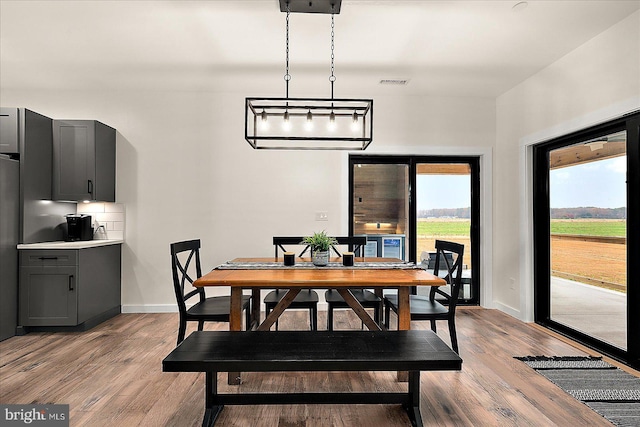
[203,371,224,427]
[404,371,423,427]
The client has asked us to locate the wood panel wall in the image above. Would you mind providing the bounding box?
[353,164,408,235]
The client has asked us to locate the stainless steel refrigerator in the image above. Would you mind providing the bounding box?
[0,154,19,341]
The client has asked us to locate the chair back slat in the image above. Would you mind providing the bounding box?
[170,239,205,315]
[273,237,310,257]
[430,239,465,312]
[332,236,367,257]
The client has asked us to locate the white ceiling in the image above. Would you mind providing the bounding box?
[1,0,639,98]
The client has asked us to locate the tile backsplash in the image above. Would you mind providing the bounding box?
[76,203,125,240]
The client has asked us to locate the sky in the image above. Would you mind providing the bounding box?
[415,155,626,211]
[417,175,470,211]
[550,156,626,209]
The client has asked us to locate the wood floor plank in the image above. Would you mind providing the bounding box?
[1,309,637,426]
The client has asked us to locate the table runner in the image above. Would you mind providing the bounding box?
[216,261,418,270]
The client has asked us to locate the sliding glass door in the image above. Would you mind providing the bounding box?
[416,163,476,301]
[349,155,480,305]
[534,111,639,368]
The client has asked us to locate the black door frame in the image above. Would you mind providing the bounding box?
[532,110,639,369]
[348,154,481,305]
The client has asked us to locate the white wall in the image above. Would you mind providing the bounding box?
[0,88,495,311]
[3,11,637,317]
[495,11,640,320]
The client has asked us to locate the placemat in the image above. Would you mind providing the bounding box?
[216,261,418,270]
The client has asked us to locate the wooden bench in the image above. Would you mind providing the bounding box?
[162,330,462,427]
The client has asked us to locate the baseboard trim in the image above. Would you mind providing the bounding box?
[122,304,177,313]
[493,301,522,320]
[16,306,121,333]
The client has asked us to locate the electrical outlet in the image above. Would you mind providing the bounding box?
[315,211,329,221]
[509,277,516,290]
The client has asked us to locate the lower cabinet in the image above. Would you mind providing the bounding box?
[19,245,121,328]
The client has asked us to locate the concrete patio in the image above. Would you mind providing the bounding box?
[551,277,627,349]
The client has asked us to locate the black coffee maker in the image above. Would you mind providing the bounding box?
[66,214,93,241]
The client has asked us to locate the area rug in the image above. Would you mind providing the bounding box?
[515,356,640,427]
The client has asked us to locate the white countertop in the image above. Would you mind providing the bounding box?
[17,239,124,250]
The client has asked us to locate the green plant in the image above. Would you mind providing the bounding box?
[301,231,338,252]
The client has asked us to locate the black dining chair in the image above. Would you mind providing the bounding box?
[265,237,320,330]
[321,236,383,330]
[170,239,251,345]
[383,240,464,354]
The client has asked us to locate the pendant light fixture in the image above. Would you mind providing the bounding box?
[245,0,373,150]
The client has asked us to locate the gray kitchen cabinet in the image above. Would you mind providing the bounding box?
[19,245,121,329]
[0,107,19,154]
[52,120,116,202]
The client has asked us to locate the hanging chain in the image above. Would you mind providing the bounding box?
[284,3,291,99]
[329,12,336,100]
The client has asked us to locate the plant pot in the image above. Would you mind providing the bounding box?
[312,250,330,266]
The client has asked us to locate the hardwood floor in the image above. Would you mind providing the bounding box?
[1,308,636,426]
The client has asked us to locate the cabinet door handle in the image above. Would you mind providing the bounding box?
[87,180,94,196]
[69,275,75,291]
[38,256,58,260]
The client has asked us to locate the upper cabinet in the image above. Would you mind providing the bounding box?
[0,107,19,154]
[53,120,116,202]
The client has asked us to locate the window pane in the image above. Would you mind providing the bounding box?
[416,163,472,299]
[549,130,627,350]
[352,163,409,260]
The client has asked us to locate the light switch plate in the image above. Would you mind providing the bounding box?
[315,211,329,221]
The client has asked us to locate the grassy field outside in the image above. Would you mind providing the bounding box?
[416,218,626,289]
[550,219,626,237]
[418,218,626,237]
[417,219,471,267]
[417,218,470,236]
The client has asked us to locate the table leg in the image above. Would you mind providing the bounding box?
[250,288,261,330]
[228,288,243,385]
[397,287,410,382]
[397,287,411,330]
[257,288,301,331]
[336,289,381,331]
[374,288,385,330]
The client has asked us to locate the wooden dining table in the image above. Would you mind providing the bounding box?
[193,257,446,384]
[194,257,445,332]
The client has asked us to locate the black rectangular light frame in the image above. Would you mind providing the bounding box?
[245,97,373,150]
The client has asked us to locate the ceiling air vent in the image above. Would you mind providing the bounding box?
[379,79,409,85]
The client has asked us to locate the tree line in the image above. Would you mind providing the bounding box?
[418,207,470,218]
[551,207,626,219]
[418,206,626,219]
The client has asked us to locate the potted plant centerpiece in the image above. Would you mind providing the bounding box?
[302,231,338,267]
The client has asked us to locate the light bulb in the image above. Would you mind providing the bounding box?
[259,109,269,130]
[351,111,359,131]
[282,110,291,131]
[328,111,336,131]
[305,110,313,131]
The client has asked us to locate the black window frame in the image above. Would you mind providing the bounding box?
[532,110,640,369]
[349,154,481,305]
